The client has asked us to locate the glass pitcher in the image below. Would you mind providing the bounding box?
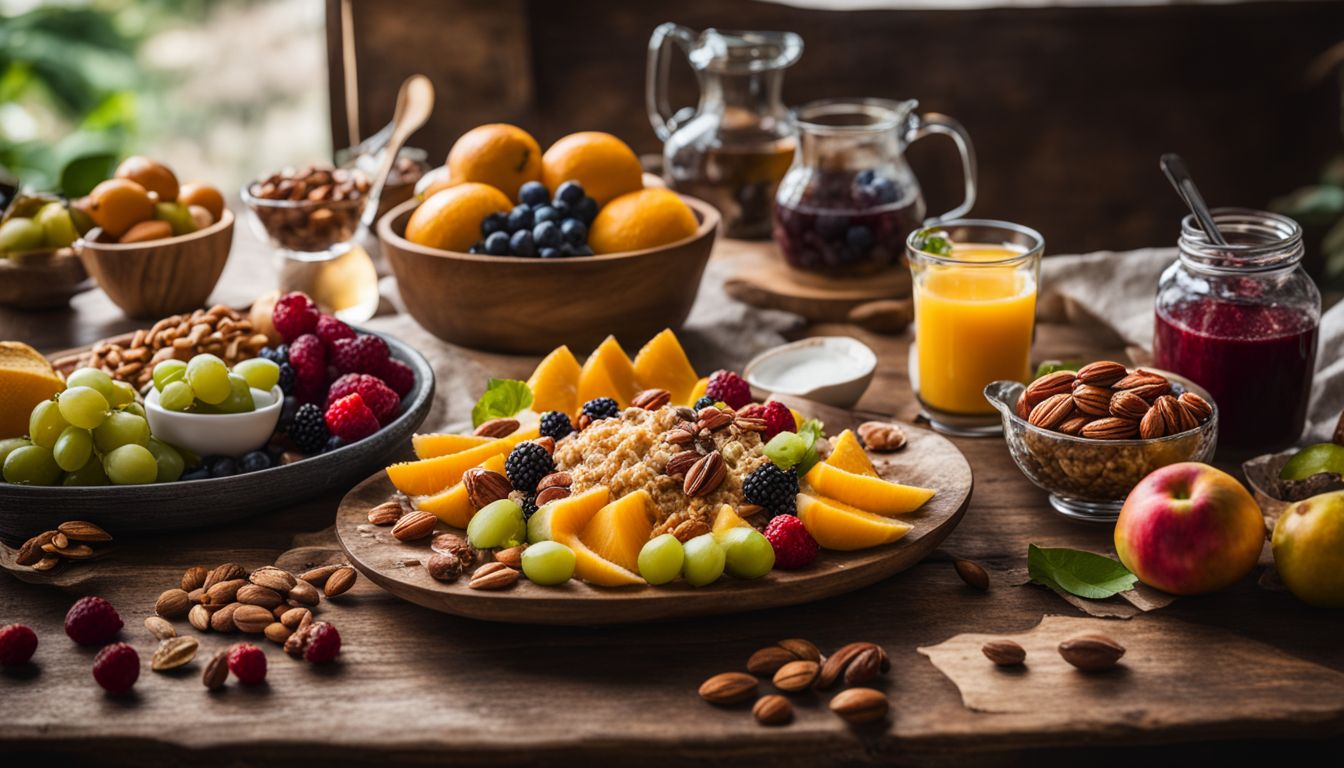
[773,98,976,274]
[647,24,803,239]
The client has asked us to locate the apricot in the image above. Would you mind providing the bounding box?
[178,182,224,221]
[86,179,155,237]
[115,156,179,202]
[120,219,173,244]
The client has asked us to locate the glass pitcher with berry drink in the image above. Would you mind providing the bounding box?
[773,98,976,274]
[647,24,803,239]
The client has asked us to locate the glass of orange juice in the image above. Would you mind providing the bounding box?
[907,220,1044,435]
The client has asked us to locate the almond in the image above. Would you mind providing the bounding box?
[236,584,284,609]
[816,642,868,689]
[844,647,883,686]
[1109,390,1150,421]
[1115,369,1171,400]
[631,388,671,410]
[683,451,726,497]
[1154,395,1185,434]
[698,671,758,704]
[1058,633,1125,671]
[232,604,274,634]
[857,421,906,452]
[367,500,404,526]
[1057,416,1090,436]
[982,640,1026,666]
[299,564,342,586]
[1076,360,1127,387]
[468,561,519,590]
[151,636,199,671]
[202,650,229,690]
[1028,393,1075,429]
[1140,406,1167,439]
[1081,417,1139,440]
[537,471,572,490]
[287,579,321,606]
[494,545,525,569]
[747,646,797,676]
[324,566,357,597]
[1024,370,1076,408]
[204,562,245,589]
[265,622,294,644]
[535,485,571,506]
[830,687,889,724]
[392,510,437,541]
[280,607,312,630]
[188,604,212,632]
[180,565,208,592]
[1178,391,1213,423]
[144,616,176,641]
[56,520,112,542]
[753,694,793,726]
[671,518,710,543]
[777,638,821,662]
[209,602,241,632]
[15,531,55,566]
[1071,384,1113,417]
[772,660,819,691]
[464,468,512,510]
[473,417,519,438]
[204,578,246,606]
[953,559,990,590]
[250,565,297,593]
[155,589,192,619]
[532,436,555,454]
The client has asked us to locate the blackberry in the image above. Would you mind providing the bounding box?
[505,441,554,493]
[693,395,715,411]
[582,397,620,422]
[743,464,799,518]
[278,395,299,431]
[288,403,329,454]
[539,410,574,440]
[260,345,289,365]
[521,494,539,520]
[278,362,296,395]
[239,451,272,473]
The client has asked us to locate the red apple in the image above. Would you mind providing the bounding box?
[1114,462,1265,595]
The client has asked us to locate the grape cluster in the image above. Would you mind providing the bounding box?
[469,180,598,258]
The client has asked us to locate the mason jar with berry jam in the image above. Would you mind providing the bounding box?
[1153,208,1320,453]
[772,98,975,274]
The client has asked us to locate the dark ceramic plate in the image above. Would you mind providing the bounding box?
[0,332,434,540]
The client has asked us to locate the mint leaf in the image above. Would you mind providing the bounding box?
[1034,360,1082,379]
[795,418,826,476]
[471,378,533,428]
[1027,544,1137,600]
[912,227,952,256]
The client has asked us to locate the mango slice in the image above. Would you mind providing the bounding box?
[414,454,506,528]
[632,329,699,405]
[797,493,913,551]
[411,433,493,460]
[527,345,582,416]
[826,429,878,477]
[576,335,640,407]
[580,490,654,573]
[803,461,935,515]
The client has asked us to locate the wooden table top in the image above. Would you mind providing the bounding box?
[2,218,1341,765]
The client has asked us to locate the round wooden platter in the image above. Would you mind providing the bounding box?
[335,404,972,625]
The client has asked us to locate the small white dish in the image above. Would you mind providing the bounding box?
[743,336,877,409]
[145,385,283,458]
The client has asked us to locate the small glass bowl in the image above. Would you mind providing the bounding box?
[984,378,1218,522]
[240,176,369,258]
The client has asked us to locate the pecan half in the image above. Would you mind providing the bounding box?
[662,423,696,446]
[734,415,767,432]
[631,388,671,410]
[1081,417,1139,440]
[1139,406,1167,439]
[464,468,512,510]
[684,451,727,497]
[1028,393,1075,429]
[1076,360,1128,387]
[473,417,519,438]
[1109,390,1150,421]
[1024,370,1076,408]
[696,407,735,432]
[1071,385,1113,417]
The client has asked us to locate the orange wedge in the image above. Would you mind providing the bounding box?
[632,329,699,405]
[577,336,640,407]
[825,429,878,477]
[527,345,582,416]
[580,490,654,572]
[797,493,912,550]
[803,461,935,515]
[415,454,506,528]
[410,433,493,460]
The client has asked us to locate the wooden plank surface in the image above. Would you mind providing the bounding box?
[2,223,1343,764]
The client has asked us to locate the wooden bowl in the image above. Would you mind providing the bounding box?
[377,195,719,353]
[76,209,234,319]
[0,248,91,309]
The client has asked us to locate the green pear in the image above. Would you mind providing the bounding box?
[1273,489,1344,608]
[153,202,198,236]
[0,217,45,254]
[35,202,78,248]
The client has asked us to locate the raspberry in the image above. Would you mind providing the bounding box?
[760,401,796,441]
[288,333,327,392]
[288,403,329,454]
[325,393,381,442]
[64,596,123,646]
[331,335,389,375]
[227,643,267,685]
[315,314,356,350]
[743,464,798,518]
[92,642,139,694]
[327,373,400,424]
[581,397,620,422]
[0,624,38,666]
[706,369,751,410]
[272,292,319,342]
[303,622,341,664]
[377,357,415,397]
[505,441,554,493]
[539,411,574,440]
[763,514,818,570]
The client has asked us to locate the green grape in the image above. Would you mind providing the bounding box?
[526,505,556,543]
[0,437,31,466]
[52,426,93,472]
[65,367,116,403]
[28,399,68,448]
[63,456,110,486]
[146,438,185,483]
[764,431,807,469]
[121,402,147,419]
[93,411,150,453]
[152,359,188,391]
[186,354,231,405]
[718,527,775,579]
[3,444,61,485]
[109,379,137,407]
[57,386,108,430]
[520,540,577,585]
[212,374,255,414]
[638,533,685,585]
[103,443,158,485]
[233,358,280,392]
[159,380,195,412]
[681,533,726,587]
[467,499,525,549]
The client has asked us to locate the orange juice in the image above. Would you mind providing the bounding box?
[914,244,1036,415]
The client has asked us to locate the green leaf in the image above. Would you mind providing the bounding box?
[1027,544,1137,600]
[795,418,825,477]
[58,151,117,198]
[1034,360,1081,379]
[911,227,952,256]
[471,378,533,428]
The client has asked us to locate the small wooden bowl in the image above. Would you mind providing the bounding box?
[76,209,234,319]
[377,195,719,353]
[0,248,91,309]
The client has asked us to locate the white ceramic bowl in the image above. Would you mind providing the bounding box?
[145,385,283,458]
[743,336,877,409]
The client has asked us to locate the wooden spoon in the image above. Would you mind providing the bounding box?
[359,74,435,229]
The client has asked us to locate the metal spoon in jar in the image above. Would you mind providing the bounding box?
[1159,153,1228,246]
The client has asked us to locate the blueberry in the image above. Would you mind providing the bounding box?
[507,204,534,232]
[519,181,549,207]
[278,362,295,395]
[572,244,594,256]
[574,197,598,225]
[467,241,483,254]
[845,225,874,252]
[555,181,585,206]
[484,231,512,255]
[560,218,587,246]
[855,169,876,187]
[510,229,536,257]
[278,395,299,430]
[481,212,509,236]
[322,436,347,453]
[206,456,238,478]
[552,199,571,216]
[534,205,561,224]
[870,176,898,204]
[180,467,210,482]
[240,451,272,473]
[533,220,562,248]
[539,247,563,259]
[260,345,288,365]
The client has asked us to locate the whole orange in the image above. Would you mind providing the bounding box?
[405,182,512,252]
[588,188,698,254]
[86,179,156,238]
[542,132,643,206]
[447,124,543,201]
[115,156,179,203]
[178,182,225,222]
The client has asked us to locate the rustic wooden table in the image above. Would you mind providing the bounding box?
[2,221,1341,766]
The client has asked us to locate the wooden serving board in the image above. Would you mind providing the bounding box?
[334,406,971,625]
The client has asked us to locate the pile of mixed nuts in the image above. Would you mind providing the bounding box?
[12,520,112,572]
[367,495,525,590]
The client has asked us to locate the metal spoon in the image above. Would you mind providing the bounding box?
[360,74,435,229]
[1160,153,1227,245]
